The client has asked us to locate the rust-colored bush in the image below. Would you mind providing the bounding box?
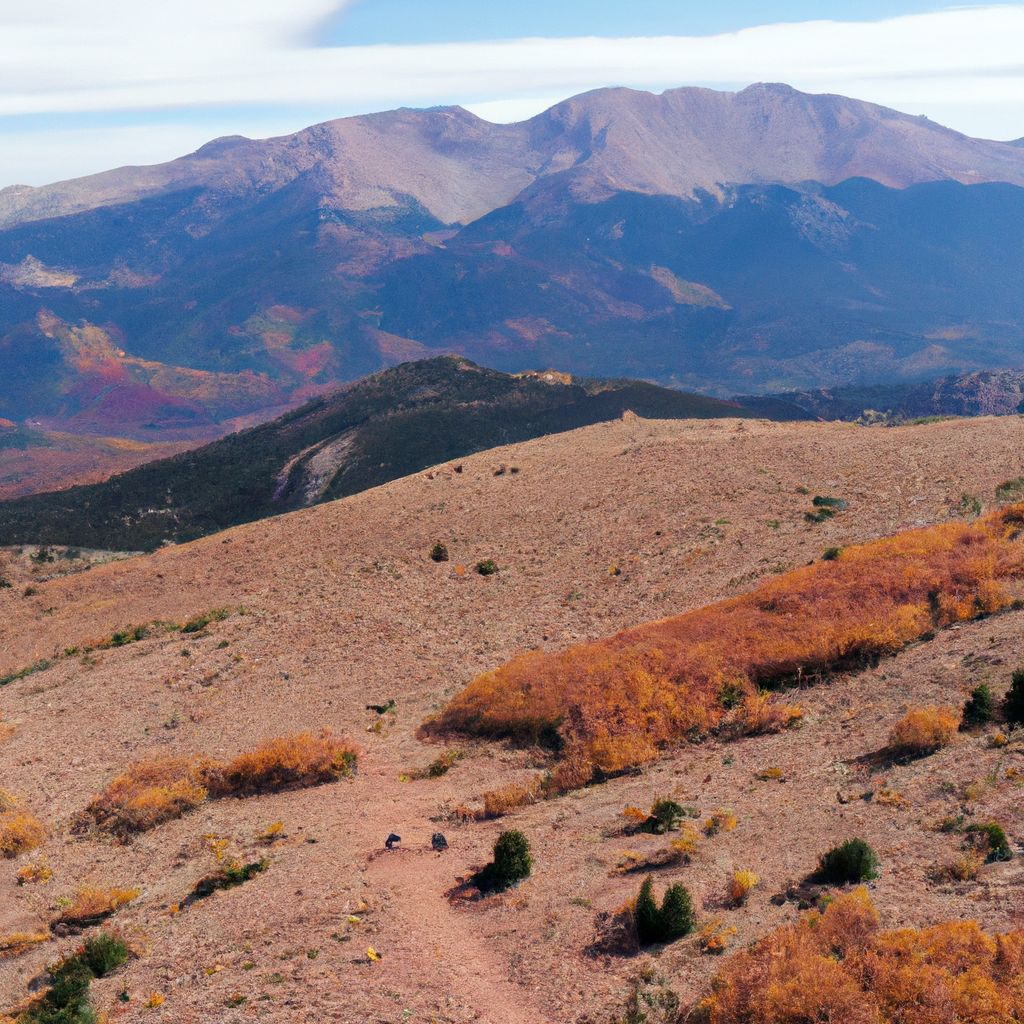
[888,705,960,757]
[80,756,209,837]
[53,886,140,927]
[0,809,46,859]
[728,870,759,906]
[698,888,1024,1024]
[0,932,49,959]
[200,731,358,798]
[80,731,358,837]
[429,505,1024,790]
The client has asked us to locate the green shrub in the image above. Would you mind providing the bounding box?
[24,933,129,1024]
[187,858,269,905]
[1004,669,1024,726]
[474,829,532,892]
[429,542,449,563]
[817,838,880,884]
[822,547,843,561]
[647,798,685,835]
[181,608,229,634]
[79,933,130,977]
[475,559,499,576]
[813,496,848,510]
[995,477,1024,503]
[966,822,1012,862]
[634,876,696,946]
[962,684,994,728]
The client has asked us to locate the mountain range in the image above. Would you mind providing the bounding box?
[2,83,1024,441]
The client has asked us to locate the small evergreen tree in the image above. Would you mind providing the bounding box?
[962,683,994,728]
[659,883,696,941]
[635,876,696,946]
[648,798,685,834]
[1004,669,1024,727]
[817,838,880,884]
[635,875,662,946]
[474,829,532,892]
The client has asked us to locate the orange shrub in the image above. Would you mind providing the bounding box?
[80,731,358,837]
[888,706,960,757]
[0,810,46,859]
[728,870,759,906]
[0,932,49,959]
[200,731,358,798]
[698,888,1024,1024]
[54,886,140,927]
[80,756,209,837]
[429,504,1024,789]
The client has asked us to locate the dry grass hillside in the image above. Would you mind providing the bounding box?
[2,414,1024,1023]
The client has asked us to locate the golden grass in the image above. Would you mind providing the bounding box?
[0,810,46,859]
[699,888,1024,1023]
[54,886,140,927]
[0,932,49,960]
[727,870,759,906]
[80,731,358,837]
[429,504,1024,788]
[888,705,960,757]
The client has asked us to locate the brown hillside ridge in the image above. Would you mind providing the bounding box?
[3,414,1024,1022]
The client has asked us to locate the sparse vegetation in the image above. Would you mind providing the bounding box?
[887,705,959,757]
[410,749,463,780]
[962,683,995,728]
[816,838,880,884]
[697,888,1024,1023]
[703,809,737,837]
[475,559,499,576]
[78,731,358,837]
[996,477,1024,503]
[186,858,269,905]
[181,607,230,634]
[957,493,982,518]
[473,829,532,892]
[430,505,1024,790]
[965,822,1013,862]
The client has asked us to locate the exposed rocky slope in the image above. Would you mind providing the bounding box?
[743,367,1024,421]
[2,414,1024,1022]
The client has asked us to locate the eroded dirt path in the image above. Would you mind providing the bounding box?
[367,849,552,1024]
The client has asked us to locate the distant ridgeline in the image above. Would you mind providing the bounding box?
[0,357,772,551]
[737,368,1024,422]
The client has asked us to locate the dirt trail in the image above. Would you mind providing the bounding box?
[367,849,552,1024]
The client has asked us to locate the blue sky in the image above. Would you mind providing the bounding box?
[1,1,1022,186]
[328,1,952,44]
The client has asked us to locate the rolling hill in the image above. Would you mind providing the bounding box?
[0,356,765,550]
[2,84,1024,444]
[2,413,1024,1022]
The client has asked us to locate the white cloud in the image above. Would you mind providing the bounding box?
[2,3,1023,183]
